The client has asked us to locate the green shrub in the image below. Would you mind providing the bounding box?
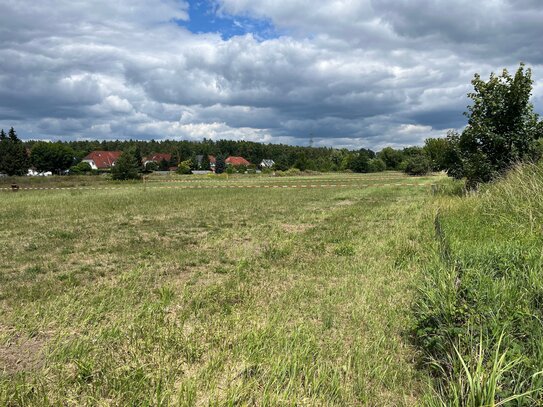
[404,156,430,176]
[368,158,386,173]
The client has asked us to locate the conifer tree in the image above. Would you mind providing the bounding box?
[0,127,29,176]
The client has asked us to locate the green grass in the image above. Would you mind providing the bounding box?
[0,172,436,405]
[415,164,543,406]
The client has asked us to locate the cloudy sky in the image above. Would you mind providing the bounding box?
[0,0,542,149]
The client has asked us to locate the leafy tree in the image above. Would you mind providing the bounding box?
[215,154,226,174]
[368,158,386,173]
[377,147,403,170]
[111,150,140,180]
[0,127,29,176]
[69,161,92,175]
[455,64,542,187]
[31,142,74,174]
[424,138,450,171]
[144,161,159,172]
[176,159,192,174]
[404,155,430,176]
[348,150,371,173]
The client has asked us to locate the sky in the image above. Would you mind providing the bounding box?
[0,0,542,150]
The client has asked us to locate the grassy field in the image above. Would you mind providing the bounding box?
[0,172,439,405]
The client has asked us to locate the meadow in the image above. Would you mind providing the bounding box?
[0,172,437,405]
[2,169,542,406]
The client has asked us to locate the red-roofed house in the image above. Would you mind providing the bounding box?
[143,153,173,167]
[225,156,251,166]
[82,151,122,170]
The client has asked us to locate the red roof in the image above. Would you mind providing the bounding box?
[145,153,172,163]
[83,151,122,169]
[226,156,251,166]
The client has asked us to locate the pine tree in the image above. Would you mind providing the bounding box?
[111,150,141,180]
[0,127,29,176]
[215,154,226,174]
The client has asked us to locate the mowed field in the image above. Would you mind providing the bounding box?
[0,172,439,406]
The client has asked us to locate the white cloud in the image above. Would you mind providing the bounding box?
[0,0,541,149]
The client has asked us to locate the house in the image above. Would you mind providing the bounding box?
[143,153,172,167]
[225,156,251,166]
[27,169,52,176]
[82,151,122,170]
[260,159,275,168]
[194,155,216,171]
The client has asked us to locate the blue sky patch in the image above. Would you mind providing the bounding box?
[179,0,278,40]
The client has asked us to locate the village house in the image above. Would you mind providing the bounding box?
[225,156,251,167]
[82,151,122,170]
[260,159,275,169]
[143,153,172,167]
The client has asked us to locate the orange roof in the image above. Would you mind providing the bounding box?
[145,153,172,162]
[225,156,250,166]
[83,151,122,169]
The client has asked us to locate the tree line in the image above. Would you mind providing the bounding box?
[1,64,541,186]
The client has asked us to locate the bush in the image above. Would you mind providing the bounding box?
[404,156,430,176]
[144,161,158,173]
[69,161,92,175]
[176,159,192,175]
[368,158,386,173]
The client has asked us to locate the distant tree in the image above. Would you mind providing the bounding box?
[69,161,92,175]
[454,63,542,187]
[404,155,430,176]
[368,158,386,173]
[111,150,140,180]
[133,146,144,171]
[377,147,403,170]
[158,158,169,171]
[0,127,29,176]
[215,154,226,174]
[424,138,449,171]
[200,154,210,170]
[176,159,192,174]
[144,161,158,172]
[294,152,309,171]
[348,150,371,173]
[31,142,74,174]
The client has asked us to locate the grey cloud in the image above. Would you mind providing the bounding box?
[0,0,541,149]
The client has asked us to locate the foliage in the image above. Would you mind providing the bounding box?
[215,154,226,174]
[31,141,74,174]
[158,158,169,171]
[236,165,247,174]
[0,127,29,176]
[451,64,542,188]
[144,161,159,172]
[110,150,141,180]
[368,158,386,173]
[200,154,210,170]
[378,147,404,170]
[404,155,430,176]
[424,138,450,171]
[415,163,543,405]
[69,161,92,175]
[176,159,192,174]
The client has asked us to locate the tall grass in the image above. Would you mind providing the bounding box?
[416,163,543,405]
